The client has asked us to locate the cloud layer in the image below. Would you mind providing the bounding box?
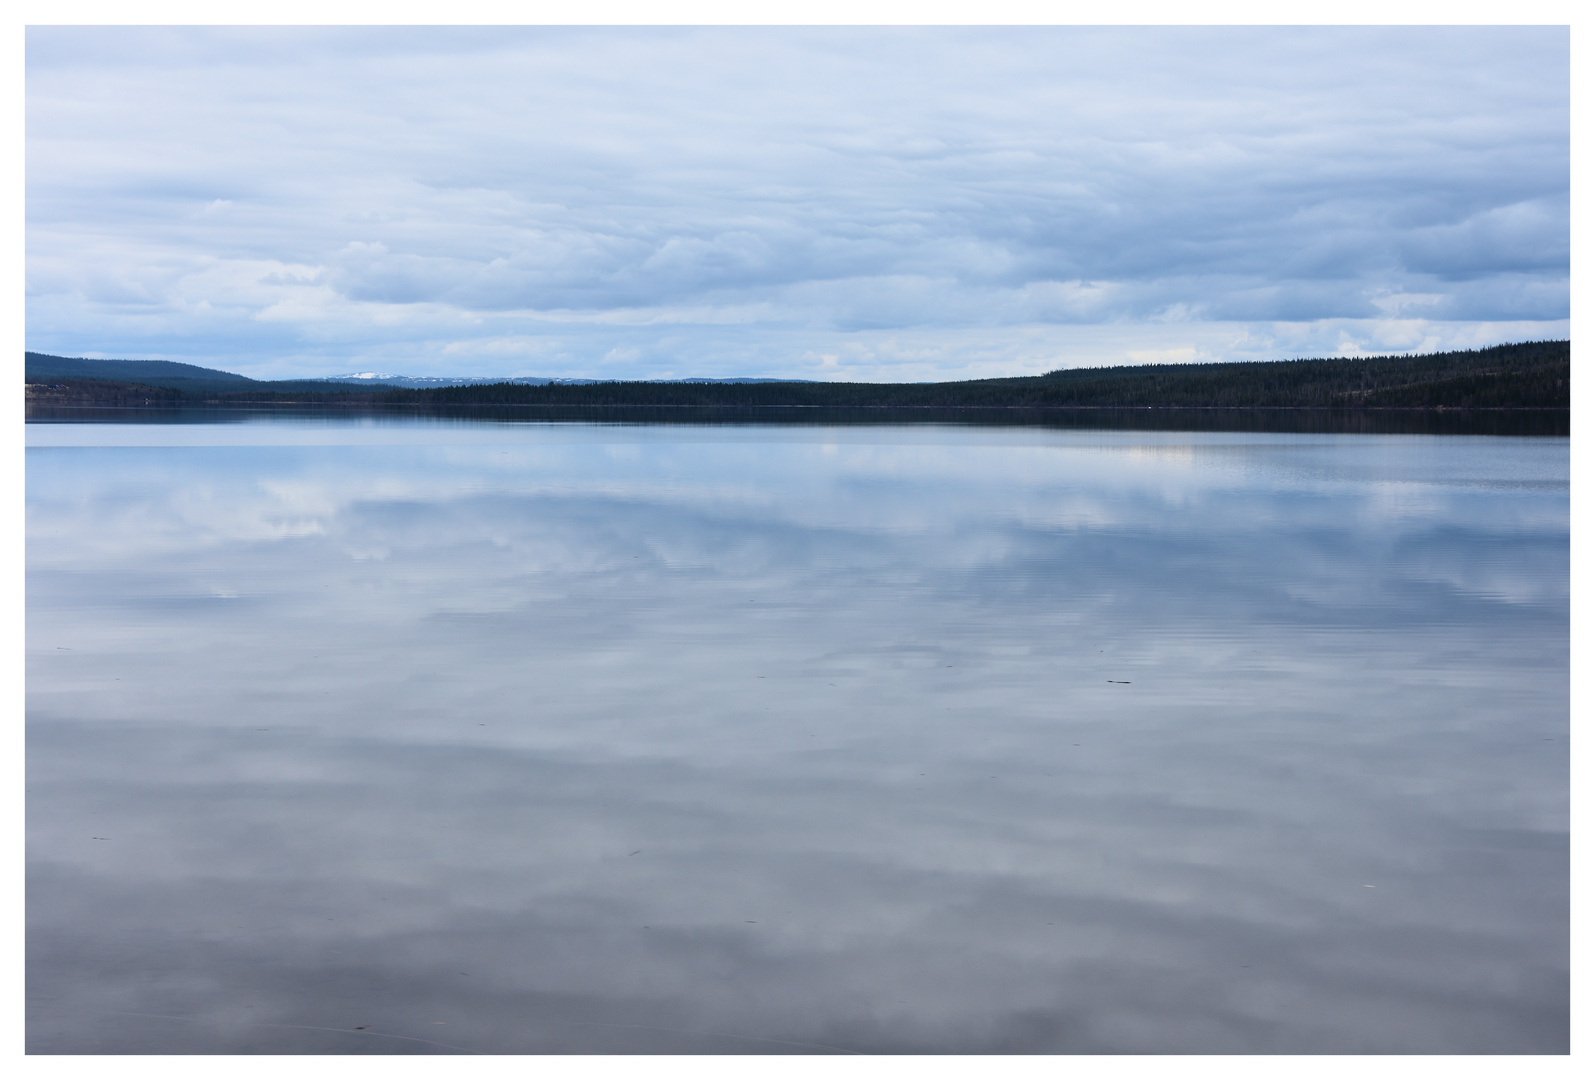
[26,27,1569,380]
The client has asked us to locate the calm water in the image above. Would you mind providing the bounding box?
[26,419,1568,1054]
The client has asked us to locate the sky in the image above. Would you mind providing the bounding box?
[25,26,1570,382]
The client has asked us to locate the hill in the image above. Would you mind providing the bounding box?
[25,352,254,390]
[24,353,406,395]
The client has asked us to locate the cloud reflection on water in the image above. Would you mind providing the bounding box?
[27,424,1567,1053]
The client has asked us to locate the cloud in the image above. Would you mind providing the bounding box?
[25,27,1568,379]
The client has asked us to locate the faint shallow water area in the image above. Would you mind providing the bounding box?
[26,419,1568,1054]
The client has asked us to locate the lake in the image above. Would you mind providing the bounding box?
[26,416,1569,1054]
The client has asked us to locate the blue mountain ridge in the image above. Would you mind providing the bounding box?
[26,354,815,389]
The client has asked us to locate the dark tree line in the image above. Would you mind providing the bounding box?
[379,340,1568,409]
[25,340,1569,411]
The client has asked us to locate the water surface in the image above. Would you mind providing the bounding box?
[27,419,1569,1053]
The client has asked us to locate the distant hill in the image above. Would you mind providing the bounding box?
[26,352,255,388]
[23,354,807,392]
[24,353,410,395]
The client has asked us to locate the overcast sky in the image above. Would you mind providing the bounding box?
[26,26,1569,381]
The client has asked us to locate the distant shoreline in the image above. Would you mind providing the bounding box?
[25,340,1570,415]
[24,401,1569,438]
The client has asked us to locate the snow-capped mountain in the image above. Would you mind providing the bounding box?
[317,373,600,388]
[316,373,812,388]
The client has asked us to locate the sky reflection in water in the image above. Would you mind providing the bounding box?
[26,421,1568,1053]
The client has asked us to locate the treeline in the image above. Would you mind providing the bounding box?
[25,378,189,407]
[382,340,1568,409]
[24,376,391,405]
[24,340,1569,410]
